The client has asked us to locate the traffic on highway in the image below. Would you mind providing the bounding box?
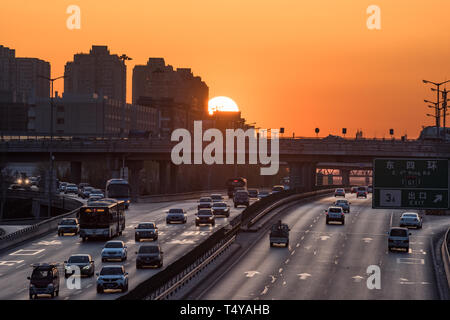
[0,178,269,300]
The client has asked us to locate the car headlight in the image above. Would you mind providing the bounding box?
[83,265,90,270]
[17,179,23,184]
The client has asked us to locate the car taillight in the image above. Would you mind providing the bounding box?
[388,239,393,242]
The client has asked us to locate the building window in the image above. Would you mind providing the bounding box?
[57,118,65,124]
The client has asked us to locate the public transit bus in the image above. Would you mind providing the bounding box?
[226,177,247,198]
[105,179,131,209]
[78,200,126,241]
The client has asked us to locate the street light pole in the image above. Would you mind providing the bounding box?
[423,79,450,137]
[38,75,65,217]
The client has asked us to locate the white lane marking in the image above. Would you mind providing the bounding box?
[33,240,62,246]
[10,249,45,256]
[0,260,24,267]
[319,235,330,241]
[278,268,283,274]
[270,275,277,283]
[245,271,260,278]
[168,239,196,245]
[352,275,364,282]
[300,236,305,240]
[362,238,373,243]
[291,250,295,256]
[397,258,425,265]
[297,273,311,280]
[296,243,300,248]
[285,259,290,265]
[400,280,431,285]
[282,281,287,286]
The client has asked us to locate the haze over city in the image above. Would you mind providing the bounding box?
[2,0,450,138]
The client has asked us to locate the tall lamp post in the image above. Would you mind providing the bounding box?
[38,75,65,217]
[430,87,450,135]
[423,79,450,137]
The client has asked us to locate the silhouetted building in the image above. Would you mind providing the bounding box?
[0,45,50,103]
[203,110,248,132]
[64,46,126,103]
[32,93,157,136]
[132,58,209,114]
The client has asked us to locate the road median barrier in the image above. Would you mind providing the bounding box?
[138,189,226,203]
[441,227,450,290]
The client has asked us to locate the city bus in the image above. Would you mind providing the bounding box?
[226,177,247,198]
[78,200,126,241]
[105,179,131,209]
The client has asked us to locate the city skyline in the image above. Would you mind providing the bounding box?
[1,1,450,138]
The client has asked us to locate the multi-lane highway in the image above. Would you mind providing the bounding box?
[197,194,450,300]
[0,195,247,300]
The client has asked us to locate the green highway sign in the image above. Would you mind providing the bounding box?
[373,158,449,209]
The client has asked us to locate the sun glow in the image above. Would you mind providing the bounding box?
[208,96,239,115]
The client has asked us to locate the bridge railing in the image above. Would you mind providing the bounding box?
[442,227,450,290]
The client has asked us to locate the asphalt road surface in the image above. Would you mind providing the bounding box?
[0,194,247,300]
[199,194,450,300]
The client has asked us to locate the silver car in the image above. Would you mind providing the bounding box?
[400,212,422,229]
[388,227,411,251]
[101,241,127,262]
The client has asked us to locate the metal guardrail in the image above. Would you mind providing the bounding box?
[154,235,237,300]
[441,227,450,290]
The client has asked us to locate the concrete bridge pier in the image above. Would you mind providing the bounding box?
[107,157,121,179]
[341,169,350,187]
[289,162,317,192]
[70,161,82,185]
[158,161,169,194]
[127,160,144,202]
[170,163,179,194]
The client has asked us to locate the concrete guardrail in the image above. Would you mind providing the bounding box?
[0,197,82,252]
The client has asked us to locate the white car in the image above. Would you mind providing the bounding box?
[101,241,127,262]
[400,212,422,229]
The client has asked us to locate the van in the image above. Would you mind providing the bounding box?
[28,263,60,299]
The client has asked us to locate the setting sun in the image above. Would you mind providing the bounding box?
[208,96,239,115]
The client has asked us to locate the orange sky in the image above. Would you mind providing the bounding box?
[1,0,450,138]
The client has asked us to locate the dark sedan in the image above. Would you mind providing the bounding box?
[136,245,163,268]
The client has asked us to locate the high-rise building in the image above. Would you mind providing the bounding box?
[64,45,126,103]
[132,58,209,114]
[0,45,50,103]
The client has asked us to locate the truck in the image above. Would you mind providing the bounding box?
[269,221,290,247]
